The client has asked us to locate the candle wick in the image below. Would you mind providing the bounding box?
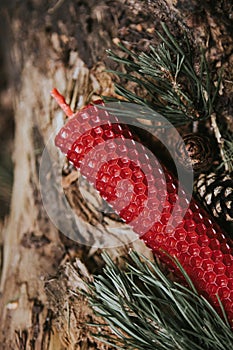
[51,88,74,118]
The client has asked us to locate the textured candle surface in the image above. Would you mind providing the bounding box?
[54,93,233,327]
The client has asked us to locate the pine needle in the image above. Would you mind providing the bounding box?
[85,251,233,350]
[106,23,221,127]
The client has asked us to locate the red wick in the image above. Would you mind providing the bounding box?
[51,88,74,118]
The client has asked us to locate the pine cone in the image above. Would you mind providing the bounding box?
[176,134,213,173]
[195,172,233,223]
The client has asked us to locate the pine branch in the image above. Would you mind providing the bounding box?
[86,251,233,350]
[106,23,221,126]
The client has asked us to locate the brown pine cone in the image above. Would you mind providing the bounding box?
[175,134,213,173]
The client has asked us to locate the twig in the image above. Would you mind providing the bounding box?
[210,113,229,172]
[48,0,66,14]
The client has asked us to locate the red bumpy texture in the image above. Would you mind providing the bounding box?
[53,91,233,327]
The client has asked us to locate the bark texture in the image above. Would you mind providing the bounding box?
[0,0,232,349]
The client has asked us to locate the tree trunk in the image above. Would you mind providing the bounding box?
[0,0,232,349]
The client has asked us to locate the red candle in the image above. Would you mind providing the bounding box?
[52,88,233,327]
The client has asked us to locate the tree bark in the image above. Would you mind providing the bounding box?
[0,0,232,349]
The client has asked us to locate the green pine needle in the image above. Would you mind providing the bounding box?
[85,251,233,350]
[106,23,221,126]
